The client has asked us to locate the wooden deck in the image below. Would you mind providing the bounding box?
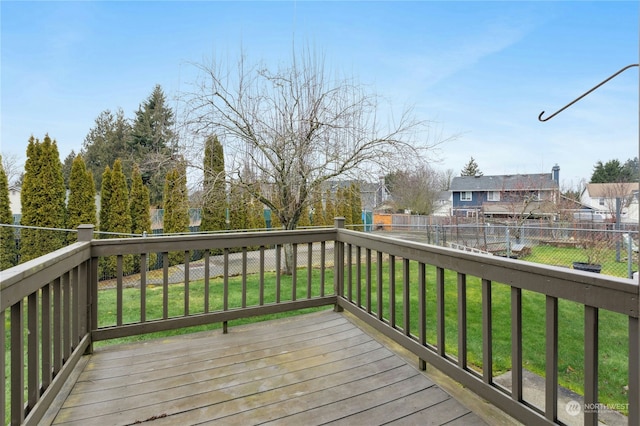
[44,310,486,425]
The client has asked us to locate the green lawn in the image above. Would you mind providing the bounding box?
[346,256,628,414]
[3,244,632,422]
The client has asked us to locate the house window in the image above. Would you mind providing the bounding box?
[599,198,605,206]
[460,191,472,201]
[487,191,500,201]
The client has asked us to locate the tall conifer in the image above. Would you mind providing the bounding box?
[201,135,227,232]
[350,182,363,230]
[106,159,133,274]
[99,166,113,235]
[324,189,336,226]
[20,135,67,261]
[130,163,154,271]
[67,155,97,242]
[163,166,189,265]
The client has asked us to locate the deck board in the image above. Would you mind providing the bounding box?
[48,309,486,425]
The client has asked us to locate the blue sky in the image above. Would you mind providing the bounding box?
[1,1,638,190]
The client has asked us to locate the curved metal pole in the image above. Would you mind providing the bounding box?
[538,63,639,122]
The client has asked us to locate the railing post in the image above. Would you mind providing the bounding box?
[334,217,345,312]
[77,224,95,354]
[77,224,94,243]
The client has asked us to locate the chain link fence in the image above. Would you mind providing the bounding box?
[3,220,638,290]
[373,221,639,279]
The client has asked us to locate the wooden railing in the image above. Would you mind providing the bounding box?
[2,219,638,425]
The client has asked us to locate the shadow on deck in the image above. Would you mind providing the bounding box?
[43,310,502,425]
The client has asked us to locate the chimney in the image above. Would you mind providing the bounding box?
[552,164,560,184]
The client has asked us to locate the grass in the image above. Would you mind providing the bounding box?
[523,243,636,277]
[4,244,633,422]
[345,257,629,414]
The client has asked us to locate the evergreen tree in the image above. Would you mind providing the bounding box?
[163,166,189,265]
[130,164,152,236]
[129,163,155,271]
[249,196,266,230]
[105,159,133,275]
[324,189,337,226]
[108,159,132,235]
[130,85,177,206]
[297,200,311,228]
[0,156,17,269]
[350,182,363,230]
[20,135,67,262]
[336,187,351,225]
[62,150,76,189]
[97,166,113,277]
[461,157,483,177]
[311,190,326,226]
[229,183,249,230]
[99,166,113,235]
[67,155,97,242]
[82,108,132,191]
[270,209,282,229]
[200,135,227,232]
[590,159,634,183]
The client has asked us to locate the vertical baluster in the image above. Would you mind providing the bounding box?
[629,317,639,426]
[11,300,24,424]
[223,248,229,334]
[242,248,247,308]
[482,279,493,384]
[27,291,39,410]
[90,257,98,352]
[276,245,281,303]
[356,246,361,308]
[184,250,190,316]
[320,241,326,297]
[62,272,71,362]
[292,243,298,301]
[259,246,265,305]
[347,244,352,302]
[457,273,467,369]
[307,243,313,299]
[376,251,383,321]
[162,252,169,319]
[72,265,79,345]
[41,283,52,390]
[584,305,599,426]
[389,255,396,328]
[545,295,558,422]
[511,287,523,402]
[140,253,147,322]
[403,258,410,336]
[204,249,210,313]
[418,262,426,371]
[53,277,62,372]
[0,309,4,424]
[366,249,372,313]
[78,261,88,338]
[436,267,445,356]
[116,255,123,326]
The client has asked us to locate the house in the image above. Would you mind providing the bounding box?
[450,165,560,219]
[579,182,639,223]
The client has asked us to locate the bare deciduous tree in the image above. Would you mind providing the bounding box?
[180,49,446,232]
[387,165,443,215]
[1,152,23,191]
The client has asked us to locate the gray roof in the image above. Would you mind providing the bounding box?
[450,173,557,192]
